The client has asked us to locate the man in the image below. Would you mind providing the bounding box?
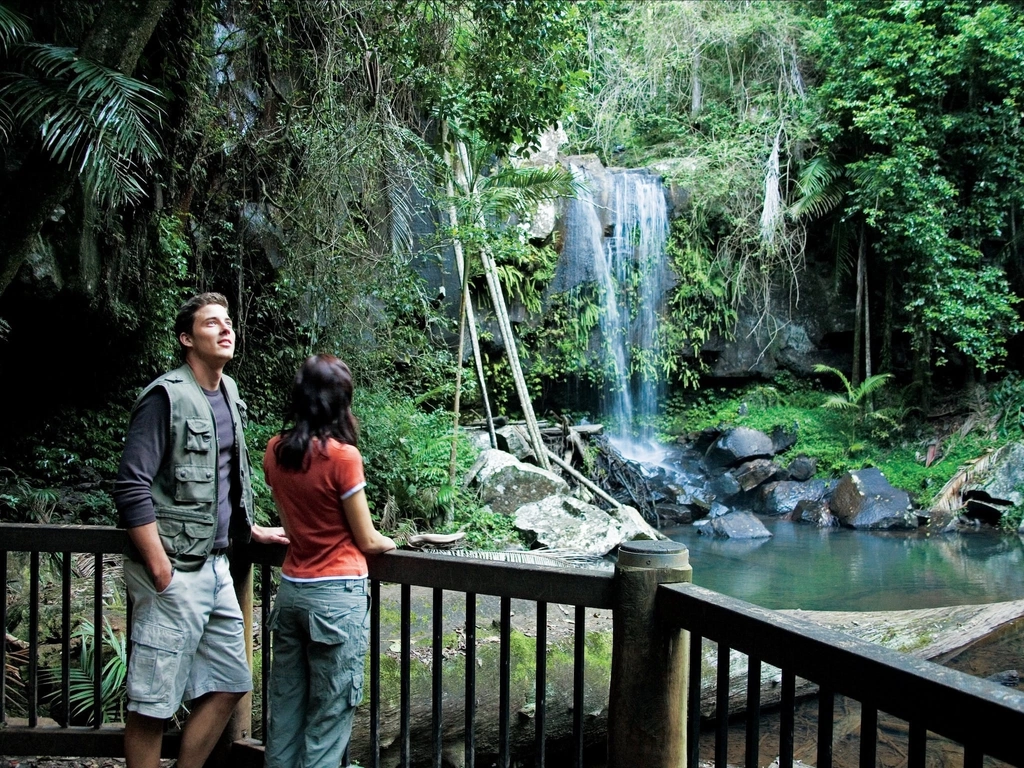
[114,292,288,768]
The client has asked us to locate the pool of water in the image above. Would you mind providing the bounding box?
[664,517,1024,611]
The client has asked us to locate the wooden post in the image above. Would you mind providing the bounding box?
[608,541,692,768]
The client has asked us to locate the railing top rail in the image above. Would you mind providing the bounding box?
[369,549,615,608]
[0,524,616,608]
[0,522,126,553]
[660,582,1024,764]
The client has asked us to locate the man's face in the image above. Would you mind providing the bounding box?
[181,303,235,366]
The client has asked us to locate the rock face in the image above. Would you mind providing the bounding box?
[697,511,772,539]
[961,442,1024,526]
[468,449,569,516]
[830,469,916,530]
[513,496,657,556]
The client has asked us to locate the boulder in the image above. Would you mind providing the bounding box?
[655,503,693,525]
[698,511,772,540]
[757,480,827,516]
[708,502,731,518]
[733,459,780,491]
[703,427,775,471]
[469,450,569,516]
[513,496,658,556]
[771,424,799,455]
[786,455,817,482]
[494,425,537,462]
[830,468,916,530]
[795,498,839,528]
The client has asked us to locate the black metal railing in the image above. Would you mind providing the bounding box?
[241,540,615,768]
[4,522,1024,768]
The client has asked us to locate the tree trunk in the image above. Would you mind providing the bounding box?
[447,273,468,525]
[851,225,865,389]
[690,47,702,119]
[882,268,895,373]
[443,129,496,451]
[454,139,549,470]
[0,0,172,298]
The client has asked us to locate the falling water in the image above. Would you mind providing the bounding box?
[564,166,670,458]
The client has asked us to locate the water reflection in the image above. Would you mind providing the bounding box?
[666,518,1024,610]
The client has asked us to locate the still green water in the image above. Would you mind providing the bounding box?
[665,517,1024,611]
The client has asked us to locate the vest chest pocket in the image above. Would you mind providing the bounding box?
[174,464,217,502]
[185,418,212,452]
[156,512,215,560]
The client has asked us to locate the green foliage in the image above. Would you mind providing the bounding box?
[813,364,894,450]
[990,373,1024,438]
[46,619,128,725]
[659,374,1008,506]
[806,0,1024,372]
[439,0,587,152]
[355,388,480,526]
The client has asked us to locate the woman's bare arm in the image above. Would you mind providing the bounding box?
[343,489,397,554]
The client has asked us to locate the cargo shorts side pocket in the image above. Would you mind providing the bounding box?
[127,621,183,704]
[348,672,364,707]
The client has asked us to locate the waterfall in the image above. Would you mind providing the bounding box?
[565,166,670,458]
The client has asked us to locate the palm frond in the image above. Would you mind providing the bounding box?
[0,4,30,55]
[852,373,894,402]
[790,154,848,219]
[0,43,164,205]
[812,363,851,392]
[822,394,856,410]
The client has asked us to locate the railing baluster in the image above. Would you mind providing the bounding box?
[963,743,983,768]
[573,604,585,768]
[28,551,39,727]
[859,703,876,768]
[817,685,834,768]
[687,631,703,768]
[61,551,71,727]
[400,582,411,768]
[93,553,103,728]
[745,655,761,768]
[261,562,271,744]
[371,578,382,768]
[535,600,547,768]
[0,550,6,724]
[432,587,443,768]
[779,669,795,768]
[908,720,926,768]
[498,595,512,768]
[715,642,729,768]
[465,592,476,768]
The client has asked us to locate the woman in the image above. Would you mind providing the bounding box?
[263,355,396,768]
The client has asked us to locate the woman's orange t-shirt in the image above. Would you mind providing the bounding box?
[263,435,369,579]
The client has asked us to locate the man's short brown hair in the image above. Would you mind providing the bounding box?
[174,293,229,360]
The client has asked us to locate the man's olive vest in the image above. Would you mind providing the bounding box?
[133,363,254,571]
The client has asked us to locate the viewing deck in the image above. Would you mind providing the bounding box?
[2,522,1023,767]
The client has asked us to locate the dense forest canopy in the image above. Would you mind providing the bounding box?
[1,0,1024,531]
